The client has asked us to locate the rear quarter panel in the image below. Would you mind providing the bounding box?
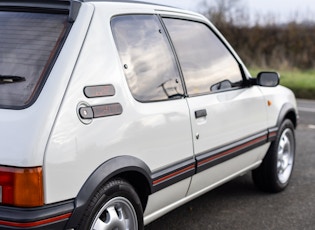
[44,3,194,204]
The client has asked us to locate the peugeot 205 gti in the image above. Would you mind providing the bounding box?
[0,0,297,229]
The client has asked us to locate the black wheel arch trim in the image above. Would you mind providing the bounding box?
[276,103,298,128]
[65,155,152,229]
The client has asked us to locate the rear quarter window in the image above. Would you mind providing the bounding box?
[0,11,68,109]
[111,15,184,102]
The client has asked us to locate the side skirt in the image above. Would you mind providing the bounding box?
[144,160,262,225]
[151,129,277,193]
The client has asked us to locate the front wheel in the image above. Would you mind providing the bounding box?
[252,119,295,192]
[78,178,143,230]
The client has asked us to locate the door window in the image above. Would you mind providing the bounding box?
[163,18,243,96]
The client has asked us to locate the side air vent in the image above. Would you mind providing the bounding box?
[84,85,116,98]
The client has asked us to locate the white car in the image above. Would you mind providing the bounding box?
[0,1,298,229]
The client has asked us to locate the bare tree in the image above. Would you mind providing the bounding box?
[199,0,249,27]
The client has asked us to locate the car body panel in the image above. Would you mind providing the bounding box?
[187,87,268,155]
[259,85,298,127]
[186,88,271,195]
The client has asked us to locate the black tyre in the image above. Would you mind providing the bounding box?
[252,119,295,192]
[78,178,143,230]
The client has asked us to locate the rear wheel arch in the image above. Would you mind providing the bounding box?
[66,156,152,229]
[118,170,151,210]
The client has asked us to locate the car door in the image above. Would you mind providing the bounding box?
[163,17,269,195]
[111,14,195,213]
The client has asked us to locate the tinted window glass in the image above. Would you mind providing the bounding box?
[0,12,68,109]
[163,18,243,96]
[111,15,183,101]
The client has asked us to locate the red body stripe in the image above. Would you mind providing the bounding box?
[153,135,268,186]
[198,135,268,167]
[268,131,277,138]
[0,213,71,228]
[153,164,195,185]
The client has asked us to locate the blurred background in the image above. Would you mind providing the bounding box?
[138,0,315,99]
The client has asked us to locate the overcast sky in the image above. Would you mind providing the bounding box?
[141,0,315,23]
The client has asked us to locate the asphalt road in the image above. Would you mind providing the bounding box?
[146,99,315,230]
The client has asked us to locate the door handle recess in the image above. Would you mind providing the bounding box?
[195,109,207,119]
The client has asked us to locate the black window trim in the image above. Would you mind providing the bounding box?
[156,14,189,98]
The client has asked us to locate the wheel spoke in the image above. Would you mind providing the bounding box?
[103,206,125,229]
[93,218,107,230]
[279,135,287,153]
[117,207,132,230]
